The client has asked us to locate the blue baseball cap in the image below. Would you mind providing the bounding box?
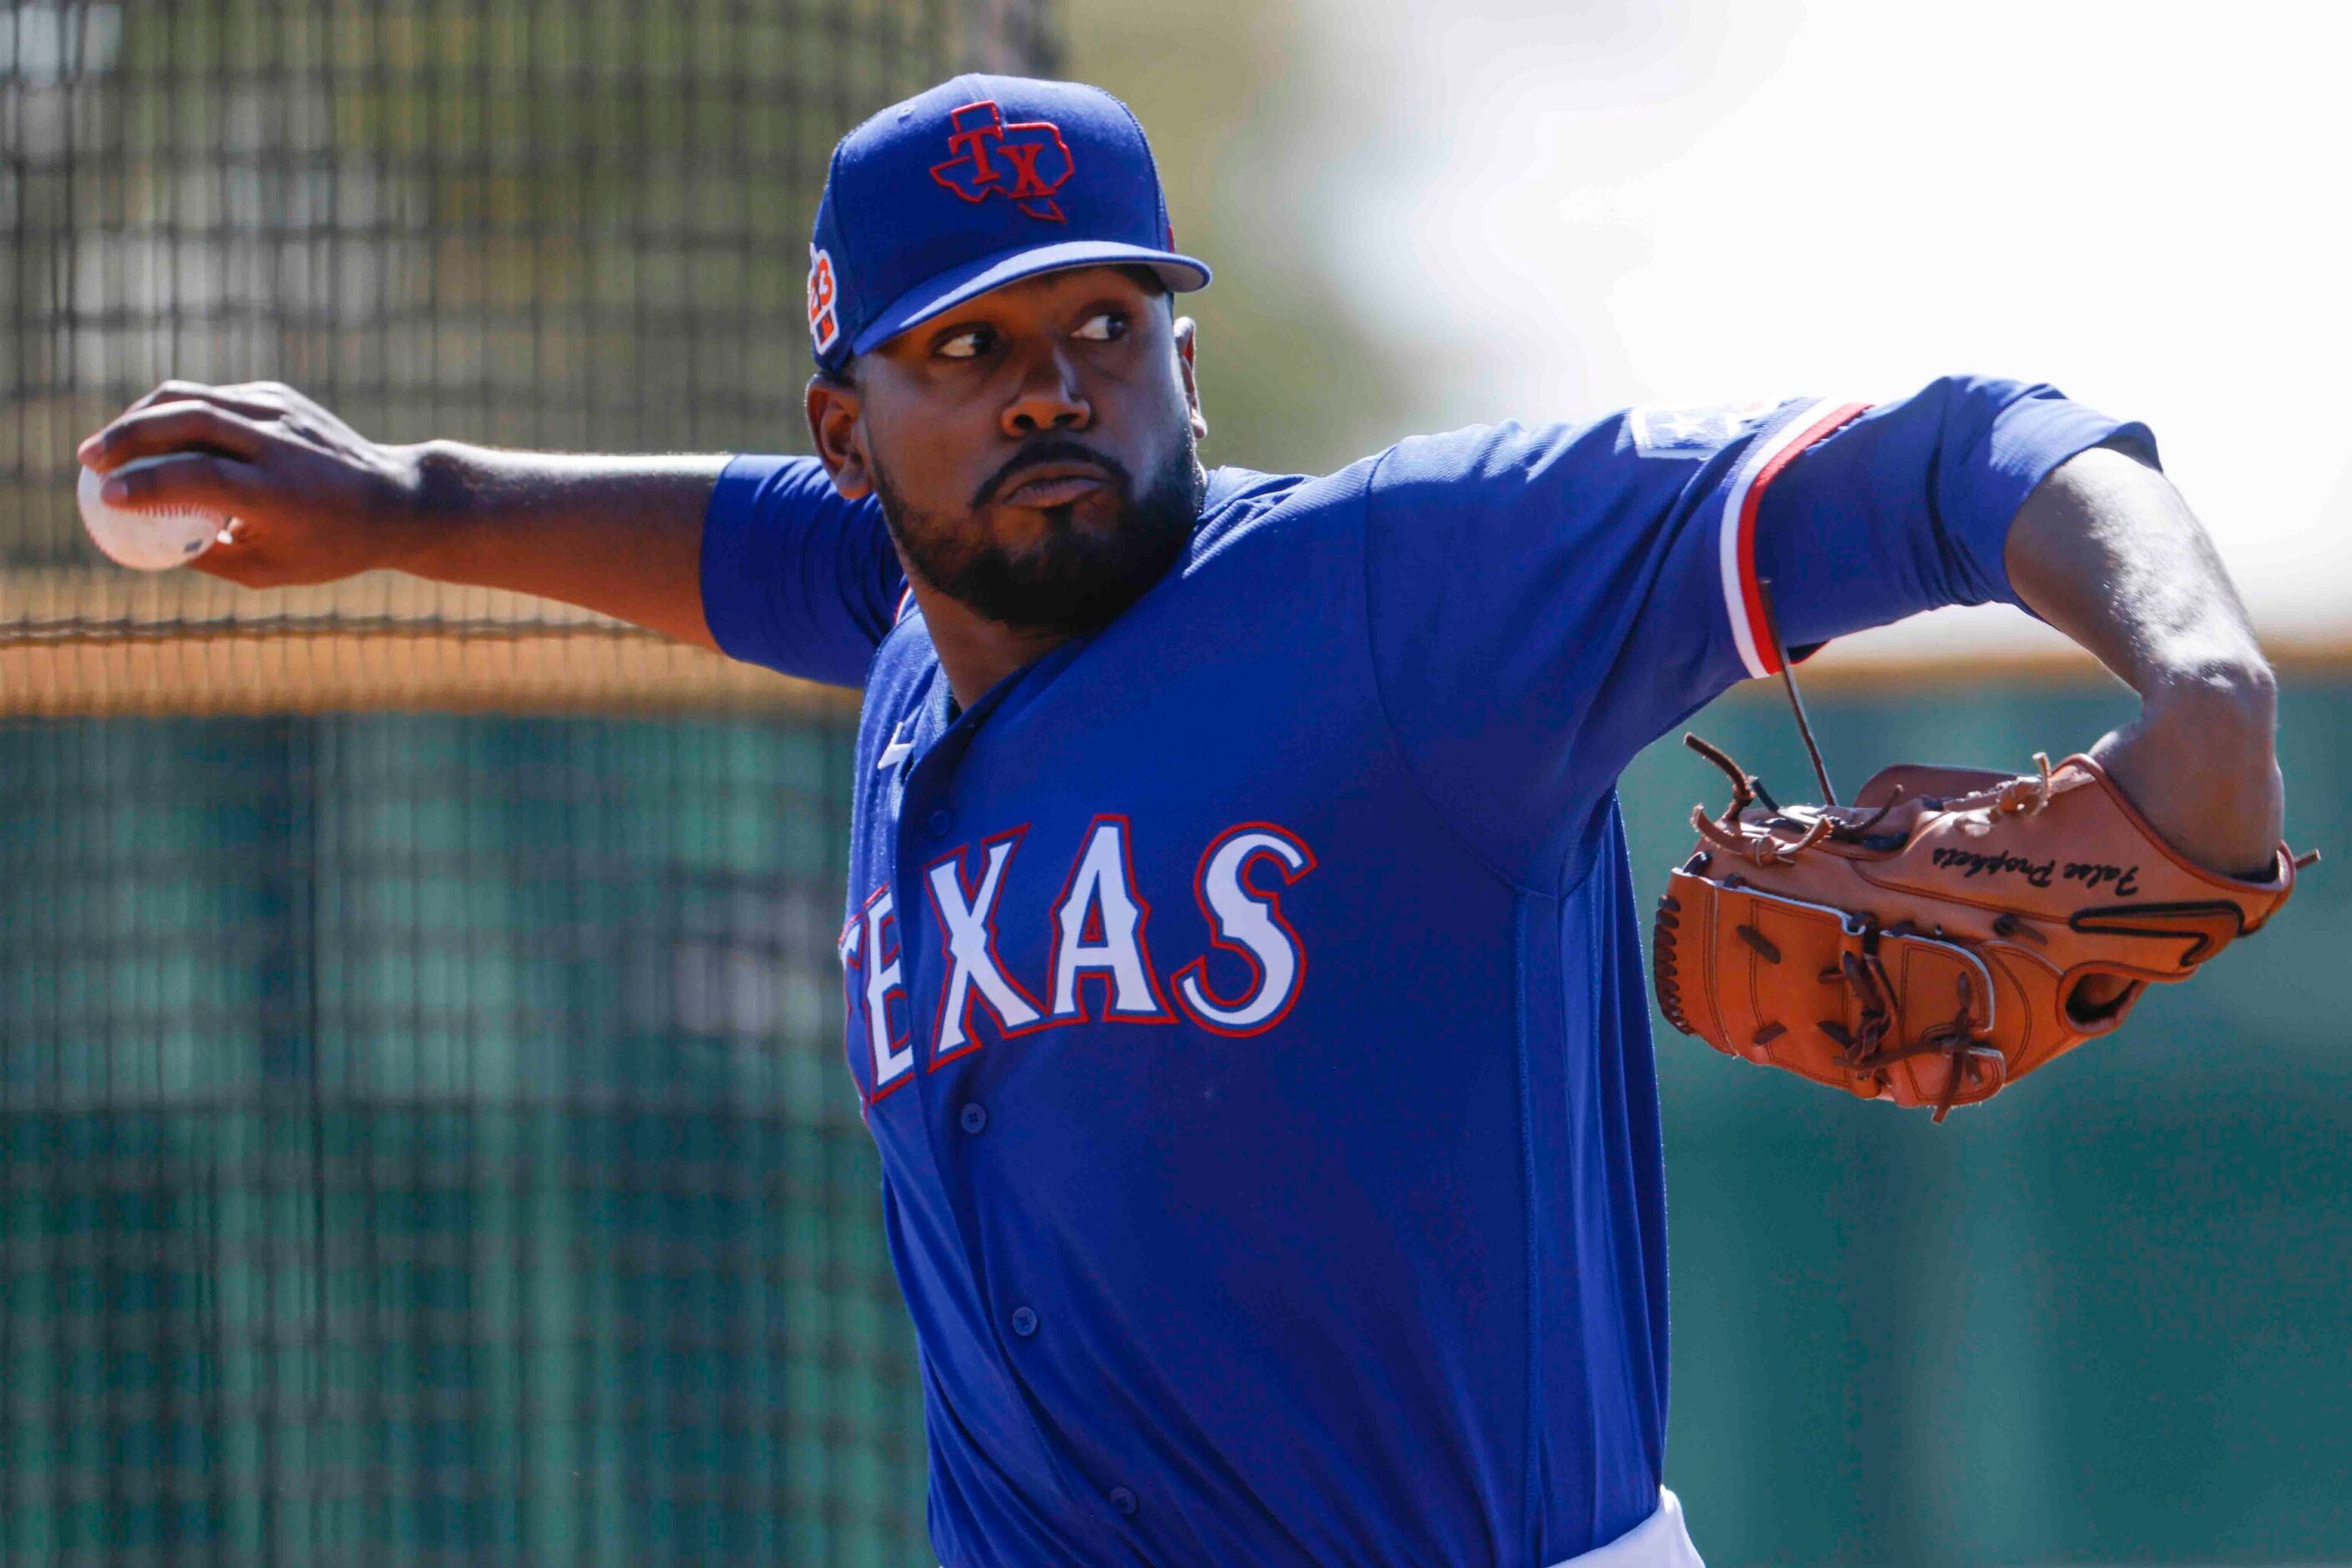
[805,74,1211,374]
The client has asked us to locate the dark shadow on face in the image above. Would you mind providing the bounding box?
[873,424,1206,637]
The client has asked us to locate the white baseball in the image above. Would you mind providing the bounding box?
[77,458,230,571]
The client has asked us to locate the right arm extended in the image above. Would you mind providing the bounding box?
[78,380,726,649]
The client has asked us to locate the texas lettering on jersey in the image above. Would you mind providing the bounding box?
[701,377,2152,1560]
[838,817,1317,1100]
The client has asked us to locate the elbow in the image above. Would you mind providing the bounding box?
[2145,653,2278,748]
[2162,639,2277,705]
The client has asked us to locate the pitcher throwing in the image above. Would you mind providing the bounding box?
[77,74,2300,1568]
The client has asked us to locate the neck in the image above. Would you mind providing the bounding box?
[908,579,1074,710]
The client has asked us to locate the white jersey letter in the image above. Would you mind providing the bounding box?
[1050,817,1170,1021]
[927,837,1043,1060]
[1175,826,1315,1035]
[862,889,914,1095]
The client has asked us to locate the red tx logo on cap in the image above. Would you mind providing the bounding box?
[929,101,1073,223]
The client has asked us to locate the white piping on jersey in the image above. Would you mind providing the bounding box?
[877,719,915,771]
[1714,397,1871,680]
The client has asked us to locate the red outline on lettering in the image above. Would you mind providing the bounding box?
[923,826,1050,1071]
[857,883,917,1105]
[928,100,1074,223]
[1734,400,1873,675]
[1044,813,1176,1026]
[1172,823,1317,1038]
[837,910,871,1120]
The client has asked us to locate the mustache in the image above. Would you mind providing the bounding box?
[973,436,1134,508]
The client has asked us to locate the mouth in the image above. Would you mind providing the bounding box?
[992,462,1112,509]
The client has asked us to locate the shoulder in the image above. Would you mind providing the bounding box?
[1175,427,1632,588]
[1185,458,1370,563]
[1181,407,1755,564]
[1188,424,1608,541]
[713,452,885,522]
[1361,419,1646,513]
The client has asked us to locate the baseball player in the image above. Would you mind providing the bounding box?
[78,75,2289,1567]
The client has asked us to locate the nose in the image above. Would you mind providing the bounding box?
[1000,348,1091,438]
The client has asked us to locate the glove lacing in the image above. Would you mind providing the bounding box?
[1819,943,2005,1122]
[1684,733,1899,867]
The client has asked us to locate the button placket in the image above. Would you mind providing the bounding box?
[866,658,1127,1528]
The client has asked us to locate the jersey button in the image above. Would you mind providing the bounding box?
[959,1102,988,1134]
[927,808,953,837]
[1009,1306,1039,1338]
[1110,1487,1137,1517]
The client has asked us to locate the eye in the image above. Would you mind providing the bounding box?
[935,325,997,361]
[1072,311,1128,343]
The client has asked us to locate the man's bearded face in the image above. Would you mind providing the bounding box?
[873,425,1205,637]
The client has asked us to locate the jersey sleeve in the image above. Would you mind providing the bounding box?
[1362,377,2156,893]
[698,454,906,687]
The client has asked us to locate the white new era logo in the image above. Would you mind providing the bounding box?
[877,719,915,771]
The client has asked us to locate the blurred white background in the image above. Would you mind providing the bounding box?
[1084,0,2351,660]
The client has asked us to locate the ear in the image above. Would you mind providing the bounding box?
[1173,316,1207,443]
[805,373,873,499]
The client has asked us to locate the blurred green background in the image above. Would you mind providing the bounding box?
[3,2,2345,1565]
[1631,680,2349,1566]
[8,687,2342,1566]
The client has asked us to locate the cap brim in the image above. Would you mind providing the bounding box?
[850,240,1212,358]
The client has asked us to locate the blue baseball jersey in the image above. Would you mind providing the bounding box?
[700,377,2151,1565]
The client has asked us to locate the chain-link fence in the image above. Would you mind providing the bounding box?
[2,3,1056,1562]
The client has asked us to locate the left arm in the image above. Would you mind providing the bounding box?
[1358,377,2283,893]
[2005,444,2283,878]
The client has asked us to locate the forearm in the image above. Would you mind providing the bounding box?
[401,442,729,650]
[83,382,736,650]
[2004,443,2283,876]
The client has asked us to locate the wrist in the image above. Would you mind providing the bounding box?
[2100,661,2284,880]
[381,438,478,577]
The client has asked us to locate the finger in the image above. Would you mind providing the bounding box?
[80,402,273,473]
[216,380,299,404]
[175,380,306,417]
[119,378,289,420]
[189,530,276,586]
[95,450,260,518]
[89,381,287,457]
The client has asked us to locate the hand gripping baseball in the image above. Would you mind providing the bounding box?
[77,380,429,589]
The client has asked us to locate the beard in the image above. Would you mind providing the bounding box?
[872,427,1205,638]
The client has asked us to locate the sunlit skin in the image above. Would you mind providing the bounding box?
[806,265,1208,708]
